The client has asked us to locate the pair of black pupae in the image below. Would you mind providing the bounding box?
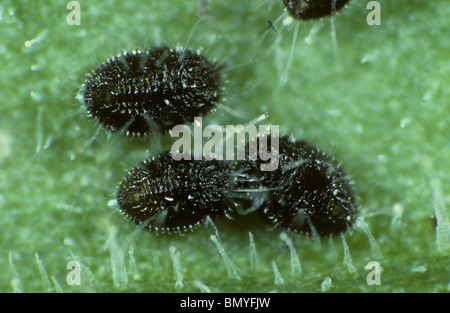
[116,136,357,236]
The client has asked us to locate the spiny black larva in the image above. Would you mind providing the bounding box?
[282,0,350,20]
[232,135,358,237]
[82,47,222,136]
[116,151,234,235]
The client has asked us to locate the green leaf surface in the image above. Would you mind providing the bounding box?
[0,0,449,293]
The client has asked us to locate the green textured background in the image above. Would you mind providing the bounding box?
[0,0,449,293]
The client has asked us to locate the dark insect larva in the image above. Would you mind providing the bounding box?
[282,0,350,20]
[116,151,234,234]
[232,135,358,237]
[82,47,222,135]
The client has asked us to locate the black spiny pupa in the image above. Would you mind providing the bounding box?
[82,47,222,135]
[282,0,350,20]
[116,151,234,234]
[233,135,358,237]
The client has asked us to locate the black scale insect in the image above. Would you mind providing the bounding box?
[116,151,234,234]
[232,135,357,237]
[282,0,350,20]
[82,47,222,135]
